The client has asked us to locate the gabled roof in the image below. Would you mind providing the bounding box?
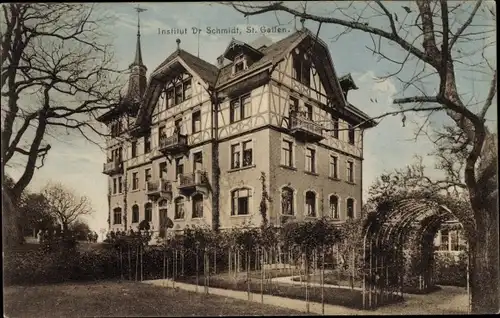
[339,73,359,91]
[222,38,265,61]
[134,29,375,129]
[152,49,219,87]
[215,31,304,87]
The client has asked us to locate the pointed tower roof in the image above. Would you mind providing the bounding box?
[130,6,147,70]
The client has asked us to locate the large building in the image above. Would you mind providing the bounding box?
[97,20,376,238]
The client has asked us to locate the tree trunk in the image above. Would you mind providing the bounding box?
[470,204,499,314]
[2,189,25,247]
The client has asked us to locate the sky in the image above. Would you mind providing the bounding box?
[7,2,497,234]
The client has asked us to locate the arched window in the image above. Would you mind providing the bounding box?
[192,193,204,218]
[305,191,316,217]
[281,187,294,215]
[329,195,339,219]
[113,207,122,225]
[174,197,185,219]
[144,202,153,222]
[131,205,139,223]
[346,198,354,219]
[231,188,251,216]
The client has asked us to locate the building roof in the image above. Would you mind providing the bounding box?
[152,49,219,87]
[134,28,376,129]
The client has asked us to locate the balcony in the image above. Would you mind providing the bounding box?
[158,133,188,154]
[102,159,123,175]
[178,170,209,195]
[289,112,324,142]
[146,179,172,201]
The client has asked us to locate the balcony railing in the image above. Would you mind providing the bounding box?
[146,179,172,196]
[178,170,208,189]
[158,133,188,153]
[289,112,324,141]
[102,159,123,175]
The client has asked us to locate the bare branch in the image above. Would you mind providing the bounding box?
[449,0,483,49]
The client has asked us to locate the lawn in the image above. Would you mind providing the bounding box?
[175,271,404,310]
[3,280,311,317]
[291,272,363,289]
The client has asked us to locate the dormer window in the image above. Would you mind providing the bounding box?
[232,55,247,75]
[235,61,244,73]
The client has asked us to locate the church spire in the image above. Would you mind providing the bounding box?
[130,5,147,68]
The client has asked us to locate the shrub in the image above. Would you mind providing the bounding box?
[433,252,467,287]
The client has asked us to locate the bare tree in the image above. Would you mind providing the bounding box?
[42,182,94,231]
[231,1,497,313]
[1,3,121,244]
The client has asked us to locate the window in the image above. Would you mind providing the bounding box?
[305,191,316,217]
[118,176,123,193]
[281,187,294,215]
[305,148,316,173]
[111,148,122,162]
[234,61,244,73]
[292,51,311,86]
[242,141,253,167]
[330,155,339,179]
[305,104,313,121]
[132,205,139,223]
[346,198,354,219]
[230,94,251,123]
[174,197,185,219]
[131,141,137,158]
[145,168,152,184]
[175,83,183,105]
[231,144,241,169]
[144,202,152,222]
[174,118,182,134]
[332,116,339,139]
[159,126,166,144]
[112,178,117,194]
[193,152,203,171]
[166,89,174,108]
[231,188,251,216]
[144,134,151,153]
[183,79,192,100]
[175,158,184,179]
[132,172,139,190]
[439,229,449,251]
[192,193,204,218]
[348,124,355,145]
[281,140,293,167]
[450,230,460,251]
[113,208,122,225]
[289,96,299,114]
[159,162,167,179]
[110,120,122,137]
[329,195,339,219]
[192,110,201,133]
[347,161,354,183]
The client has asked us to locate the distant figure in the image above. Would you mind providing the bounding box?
[37,229,43,244]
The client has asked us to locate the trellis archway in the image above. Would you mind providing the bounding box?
[361,191,473,312]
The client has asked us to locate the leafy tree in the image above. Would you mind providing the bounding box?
[19,192,57,235]
[69,219,92,241]
[231,1,498,313]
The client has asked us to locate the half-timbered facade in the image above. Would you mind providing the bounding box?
[98,26,376,238]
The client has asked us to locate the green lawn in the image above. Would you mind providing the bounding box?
[3,280,311,317]
[176,271,403,309]
[291,272,363,289]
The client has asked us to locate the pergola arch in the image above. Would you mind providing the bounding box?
[361,191,471,311]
